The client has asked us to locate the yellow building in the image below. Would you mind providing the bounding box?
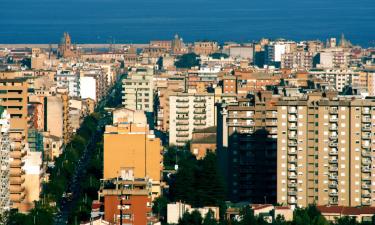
[104,109,162,197]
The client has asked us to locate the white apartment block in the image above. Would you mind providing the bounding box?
[309,69,360,92]
[122,68,154,112]
[169,93,215,146]
[55,70,80,97]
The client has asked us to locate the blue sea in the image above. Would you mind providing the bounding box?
[0,0,374,46]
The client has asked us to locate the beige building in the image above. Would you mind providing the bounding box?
[103,109,162,196]
[193,41,219,56]
[122,68,154,112]
[0,78,28,211]
[169,93,215,146]
[277,93,375,208]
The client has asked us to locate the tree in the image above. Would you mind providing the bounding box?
[179,210,203,225]
[209,53,229,59]
[175,53,200,68]
[152,196,169,221]
[334,216,358,225]
[203,211,219,225]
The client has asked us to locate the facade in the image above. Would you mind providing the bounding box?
[0,107,10,214]
[309,69,360,92]
[277,93,375,208]
[169,93,215,146]
[103,110,162,196]
[281,52,313,70]
[0,78,28,211]
[55,70,80,97]
[190,126,217,159]
[217,91,278,203]
[100,174,155,225]
[193,41,219,56]
[122,68,154,112]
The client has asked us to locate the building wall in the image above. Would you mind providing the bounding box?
[169,94,215,146]
[80,76,97,101]
[103,126,162,182]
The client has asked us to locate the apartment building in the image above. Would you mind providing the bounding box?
[122,68,154,112]
[0,78,28,211]
[0,107,10,214]
[309,69,360,92]
[217,91,279,202]
[169,93,215,146]
[80,69,107,102]
[318,49,351,69]
[277,93,375,208]
[281,51,314,70]
[99,172,155,225]
[55,70,80,97]
[193,41,219,56]
[104,109,162,197]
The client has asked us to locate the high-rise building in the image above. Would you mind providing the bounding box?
[0,78,28,211]
[277,93,375,208]
[217,91,278,203]
[169,93,215,146]
[0,107,10,214]
[104,109,162,197]
[122,68,154,112]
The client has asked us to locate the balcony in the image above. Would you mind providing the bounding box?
[329,135,338,141]
[329,167,338,172]
[329,183,338,188]
[362,166,371,173]
[288,183,297,188]
[176,131,189,137]
[288,117,297,122]
[288,174,297,179]
[288,134,297,139]
[362,200,371,206]
[329,126,338,131]
[289,126,298,131]
[176,121,189,126]
[176,98,189,103]
[362,159,371,166]
[329,142,338,147]
[362,183,371,189]
[362,108,371,115]
[329,175,338,180]
[176,116,188,120]
[362,143,371,150]
[362,133,371,139]
[329,150,338,156]
[288,191,297,196]
[329,159,338,164]
[362,126,371,131]
[362,117,371,123]
[362,193,371,198]
[362,151,371,158]
[194,121,206,126]
[176,110,189,114]
[288,157,297,163]
[194,115,206,120]
[194,104,206,108]
[288,108,297,114]
[176,104,189,108]
[194,110,206,114]
[329,108,338,114]
[362,176,371,181]
[288,167,296,172]
[194,98,206,103]
[288,149,297,155]
[176,126,189,131]
[329,192,338,197]
[329,117,338,122]
[288,142,297,147]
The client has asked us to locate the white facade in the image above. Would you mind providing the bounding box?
[167,202,219,224]
[80,76,97,101]
[122,68,154,112]
[169,93,215,146]
[55,71,80,97]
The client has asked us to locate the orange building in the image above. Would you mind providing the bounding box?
[103,109,162,196]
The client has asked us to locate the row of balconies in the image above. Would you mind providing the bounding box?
[176,132,189,137]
